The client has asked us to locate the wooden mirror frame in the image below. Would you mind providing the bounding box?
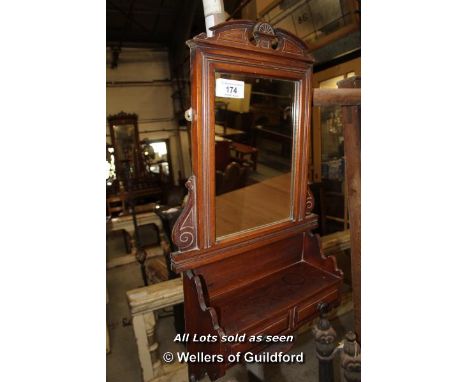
[171,20,316,267]
[107,111,142,181]
[171,20,343,381]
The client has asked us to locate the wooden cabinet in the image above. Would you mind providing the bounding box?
[171,20,343,381]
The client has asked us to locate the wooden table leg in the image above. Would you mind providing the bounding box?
[252,151,258,171]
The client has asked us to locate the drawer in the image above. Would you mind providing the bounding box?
[296,289,340,323]
[228,313,289,354]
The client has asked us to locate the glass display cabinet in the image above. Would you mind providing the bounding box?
[107,112,142,181]
[171,20,343,381]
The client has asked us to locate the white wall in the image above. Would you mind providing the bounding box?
[106,48,189,182]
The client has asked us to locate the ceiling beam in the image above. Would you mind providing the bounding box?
[226,0,253,21]
[108,0,153,35]
[170,0,199,68]
[108,8,177,16]
[106,40,168,50]
[151,0,165,37]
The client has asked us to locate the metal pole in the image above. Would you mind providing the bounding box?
[123,159,148,286]
[202,0,227,37]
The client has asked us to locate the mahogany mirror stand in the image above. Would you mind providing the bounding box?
[171,20,343,381]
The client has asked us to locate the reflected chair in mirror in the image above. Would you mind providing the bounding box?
[214,140,232,171]
[215,162,250,196]
[215,101,228,136]
[235,111,255,144]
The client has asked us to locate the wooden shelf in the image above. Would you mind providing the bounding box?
[213,261,341,336]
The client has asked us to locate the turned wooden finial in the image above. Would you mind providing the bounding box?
[341,331,361,382]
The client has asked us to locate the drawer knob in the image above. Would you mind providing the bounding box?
[317,302,331,317]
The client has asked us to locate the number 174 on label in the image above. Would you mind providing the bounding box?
[215,78,245,99]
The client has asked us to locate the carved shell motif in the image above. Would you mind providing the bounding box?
[254,22,274,35]
[171,176,197,251]
[253,22,277,49]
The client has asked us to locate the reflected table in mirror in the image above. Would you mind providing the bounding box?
[215,172,291,239]
[253,125,293,158]
[230,142,258,171]
[215,124,246,138]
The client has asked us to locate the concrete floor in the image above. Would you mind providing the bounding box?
[106,234,354,382]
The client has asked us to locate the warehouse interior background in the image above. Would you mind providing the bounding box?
[2,1,468,382]
[105,2,361,381]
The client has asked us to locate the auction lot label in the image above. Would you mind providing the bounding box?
[215,78,245,99]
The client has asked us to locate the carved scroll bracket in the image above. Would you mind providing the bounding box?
[305,186,315,216]
[172,176,197,251]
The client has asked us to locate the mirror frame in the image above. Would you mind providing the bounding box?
[213,71,297,240]
[172,20,317,270]
[107,112,142,181]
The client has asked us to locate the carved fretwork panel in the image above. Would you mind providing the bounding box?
[188,20,313,63]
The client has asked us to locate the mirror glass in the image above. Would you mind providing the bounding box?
[113,124,137,175]
[214,72,296,239]
[142,140,172,182]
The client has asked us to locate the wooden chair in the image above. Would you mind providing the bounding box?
[215,161,250,195]
[215,140,232,171]
[106,193,132,253]
[106,193,127,217]
[150,205,186,335]
[215,101,228,135]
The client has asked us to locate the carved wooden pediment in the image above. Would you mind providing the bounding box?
[187,20,314,62]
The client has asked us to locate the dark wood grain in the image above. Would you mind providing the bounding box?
[171,176,197,251]
[195,234,304,299]
[171,20,344,381]
[313,88,361,106]
[338,76,361,341]
[183,270,228,381]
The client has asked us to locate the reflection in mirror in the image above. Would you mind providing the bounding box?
[113,124,137,175]
[106,145,116,186]
[141,139,172,180]
[214,72,296,239]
